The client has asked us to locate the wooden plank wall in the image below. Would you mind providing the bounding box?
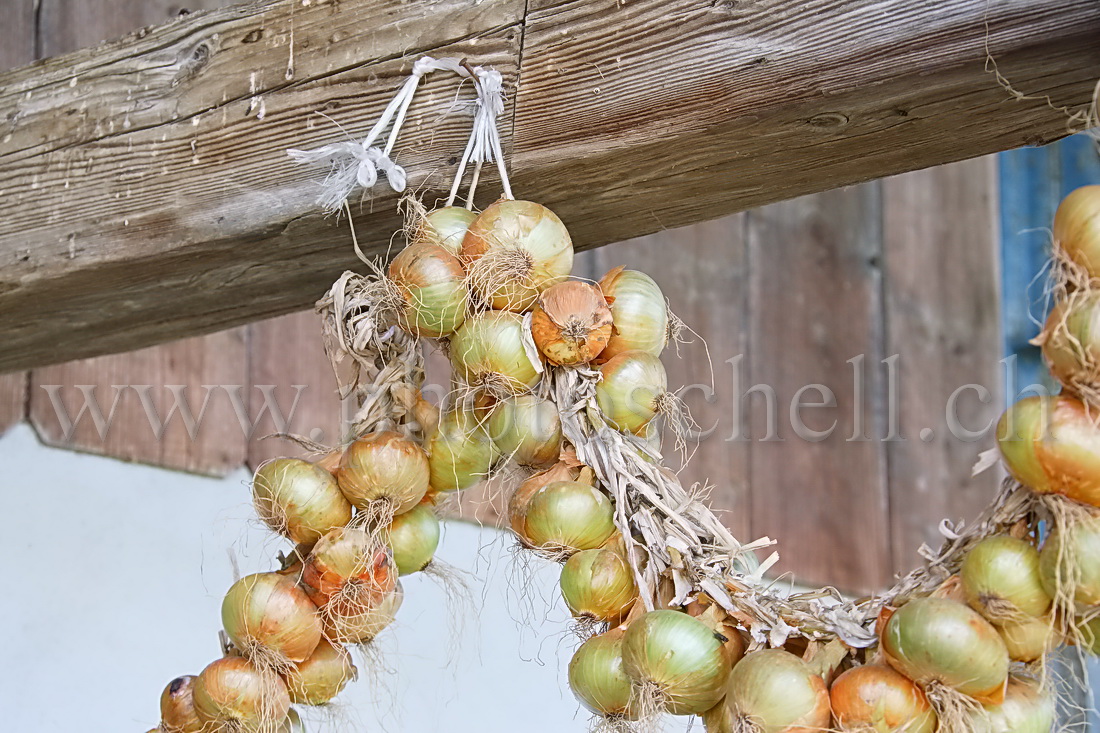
[0,0,1006,593]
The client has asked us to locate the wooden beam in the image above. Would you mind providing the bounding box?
[0,0,1097,373]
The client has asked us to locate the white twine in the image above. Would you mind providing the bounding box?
[288,56,513,213]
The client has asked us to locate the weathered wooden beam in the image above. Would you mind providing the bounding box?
[0,0,1097,372]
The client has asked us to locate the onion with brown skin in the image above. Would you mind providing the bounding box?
[252,458,353,546]
[323,581,404,644]
[221,572,323,667]
[388,242,469,338]
[193,657,290,733]
[337,431,430,516]
[830,664,937,733]
[159,675,203,733]
[283,638,356,705]
[302,527,397,610]
[531,281,613,366]
[1054,185,1100,279]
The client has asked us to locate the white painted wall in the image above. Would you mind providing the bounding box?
[0,424,600,733]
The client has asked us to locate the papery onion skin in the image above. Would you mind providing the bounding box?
[596,350,668,434]
[881,597,1009,703]
[971,676,1056,733]
[415,206,478,255]
[724,648,830,733]
[427,409,496,492]
[252,458,353,546]
[507,461,580,537]
[284,637,356,705]
[531,281,614,366]
[388,504,440,575]
[1038,513,1100,608]
[461,199,574,312]
[1039,293,1100,389]
[560,548,637,623]
[488,394,562,469]
[389,242,468,338]
[303,527,397,609]
[596,267,669,363]
[1054,185,1100,278]
[830,664,937,733]
[523,480,616,552]
[960,536,1051,621]
[621,609,731,716]
[568,628,637,719]
[450,310,542,396]
[997,395,1100,507]
[193,657,290,732]
[998,614,1057,663]
[337,431,430,514]
[160,675,204,733]
[221,572,323,665]
[323,581,404,644]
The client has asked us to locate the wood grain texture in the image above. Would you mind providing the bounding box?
[746,185,892,593]
[0,0,1096,372]
[883,157,1003,573]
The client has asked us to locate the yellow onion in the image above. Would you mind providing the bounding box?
[960,536,1051,622]
[337,432,430,515]
[596,266,669,363]
[426,408,496,492]
[159,675,203,733]
[387,504,440,575]
[568,628,637,719]
[1038,292,1100,390]
[222,572,323,665]
[997,395,1100,506]
[531,281,614,365]
[507,461,583,536]
[722,649,830,733]
[621,609,731,715]
[1054,185,1100,278]
[303,527,397,609]
[1039,513,1100,608]
[283,637,356,705]
[252,459,353,546]
[414,206,478,255]
[881,597,1008,703]
[193,657,290,733]
[323,581,403,644]
[488,394,562,469]
[389,242,468,337]
[596,351,668,434]
[461,199,574,311]
[523,480,616,552]
[971,676,1055,733]
[829,664,937,733]
[559,548,637,623]
[450,310,541,396]
[998,614,1057,662]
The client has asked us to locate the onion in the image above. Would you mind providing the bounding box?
[997,395,1100,506]
[559,548,637,623]
[387,504,440,575]
[461,199,574,312]
[523,480,616,553]
[971,677,1055,733]
[303,527,397,610]
[829,664,937,733]
[389,243,468,338]
[221,572,323,666]
[1038,513,1100,608]
[337,431,430,515]
[159,675,203,733]
[568,628,637,719]
[880,597,1008,702]
[960,536,1051,622]
[1037,292,1100,390]
[414,206,478,255]
[596,351,668,433]
[507,461,582,536]
[596,266,669,363]
[252,459,353,545]
[1076,614,1100,653]
[488,394,562,469]
[283,637,356,705]
[450,310,541,396]
[722,648,830,733]
[427,408,496,492]
[998,614,1057,663]
[621,609,731,715]
[530,281,613,365]
[1054,185,1100,278]
[193,657,290,733]
[323,581,404,644]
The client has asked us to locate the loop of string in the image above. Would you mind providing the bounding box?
[288,56,513,214]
